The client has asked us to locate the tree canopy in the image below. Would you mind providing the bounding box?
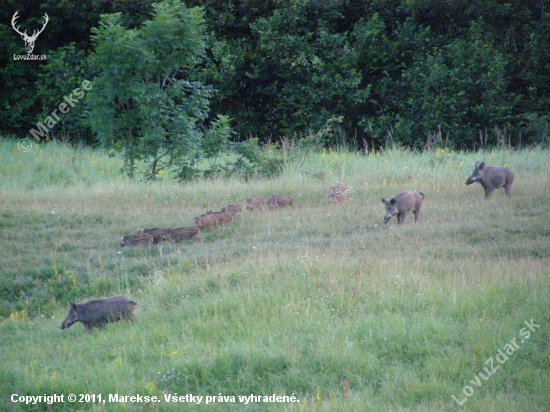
[1,0,549,155]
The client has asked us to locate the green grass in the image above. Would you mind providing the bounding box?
[1,138,549,411]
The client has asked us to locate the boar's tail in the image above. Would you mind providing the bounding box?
[419,192,425,199]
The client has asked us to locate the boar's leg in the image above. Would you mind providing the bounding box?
[413,206,422,222]
[505,182,513,196]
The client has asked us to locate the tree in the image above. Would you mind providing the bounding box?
[87,0,219,179]
[35,44,93,144]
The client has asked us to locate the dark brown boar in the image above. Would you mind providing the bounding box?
[121,233,154,247]
[169,226,202,243]
[137,228,173,243]
[61,296,137,332]
[381,191,425,224]
[194,213,218,230]
[222,204,243,216]
[330,191,350,204]
[268,195,295,210]
[246,197,265,211]
[465,161,515,198]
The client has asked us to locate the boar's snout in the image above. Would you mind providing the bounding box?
[465,175,479,185]
[61,302,78,329]
[466,161,483,185]
[383,210,395,223]
[381,198,396,223]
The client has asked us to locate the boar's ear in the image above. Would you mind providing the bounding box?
[389,198,397,205]
[70,302,77,310]
[478,162,485,170]
[381,198,386,204]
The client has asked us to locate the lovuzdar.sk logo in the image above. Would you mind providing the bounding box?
[11,10,48,61]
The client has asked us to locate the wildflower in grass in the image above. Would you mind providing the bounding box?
[146,381,157,395]
[9,310,29,322]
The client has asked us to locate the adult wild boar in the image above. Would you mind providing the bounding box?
[246,197,265,211]
[61,296,137,332]
[465,161,514,198]
[381,191,425,224]
[268,195,294,210]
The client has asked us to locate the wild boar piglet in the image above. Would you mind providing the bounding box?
[194,213,218,230]
[169,226,201,242]
[137,228,173,243]
[222,204,243,216]
[330,185,348,194]
[121,233,154,247]
[268,195,294,210]
[246,197,265,211]
[330,191,350,204]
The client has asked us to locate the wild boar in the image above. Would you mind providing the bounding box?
[330,184,348,194]
[194,213,218,230]
[246,197,265,211]
[330,191,350,204]
[465,161,514,198]
[137,228,173,243]
[61,296,137,332]
[268,195,295,210]
[121,233,154,247]
[169,226,202,243]
[222,204,243,216]
[381,191,425,224]
[213,210,234,225]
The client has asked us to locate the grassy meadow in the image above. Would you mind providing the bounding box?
[0,138,549,411]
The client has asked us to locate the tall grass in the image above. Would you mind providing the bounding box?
[1,138,549,411]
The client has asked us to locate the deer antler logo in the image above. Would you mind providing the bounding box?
[11,11,49,54]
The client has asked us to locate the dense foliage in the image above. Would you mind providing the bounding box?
[1,0,549,156]
[87,1,217,179]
